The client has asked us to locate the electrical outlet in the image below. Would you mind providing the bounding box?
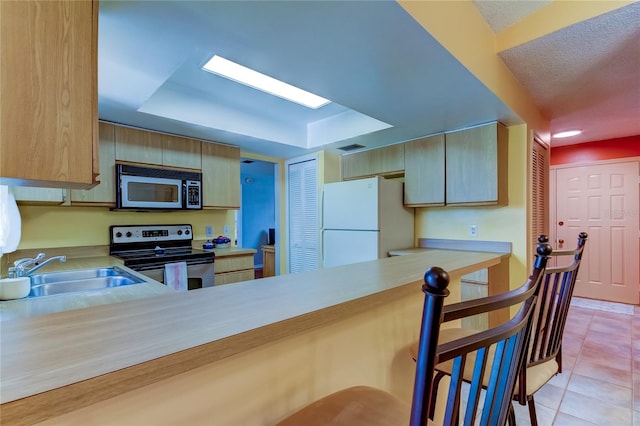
[223,225,230,236]
[205,226,213,238]
[469,224,478,237]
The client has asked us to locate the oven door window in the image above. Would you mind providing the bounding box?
[121,175,182,209]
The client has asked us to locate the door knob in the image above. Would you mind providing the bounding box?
[558,221,564,226]
[559,239,564,244]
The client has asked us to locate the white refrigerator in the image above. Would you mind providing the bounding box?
[322,176,414,268]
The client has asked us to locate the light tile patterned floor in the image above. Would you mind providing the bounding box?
[510,298,640,425]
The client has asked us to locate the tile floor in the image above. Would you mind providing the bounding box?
[509,298,640,425]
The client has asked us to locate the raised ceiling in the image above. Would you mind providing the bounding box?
[98,1,639,158]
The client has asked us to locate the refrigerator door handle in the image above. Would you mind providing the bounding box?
[320,187,324,230]
[320,228,325,267]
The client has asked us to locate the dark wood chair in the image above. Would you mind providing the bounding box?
[514,232,588,425]
[275,242,552,426]
[411,233,587,426]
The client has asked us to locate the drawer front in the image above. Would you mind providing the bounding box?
[215,270,254,285]
[215,255,254,273]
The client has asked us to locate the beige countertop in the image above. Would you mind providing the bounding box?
[191,241,257,257]
[0,248,508,425]
[389,247,435,256]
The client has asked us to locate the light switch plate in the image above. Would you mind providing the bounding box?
[205,226,213,238]
[223,225,230,236]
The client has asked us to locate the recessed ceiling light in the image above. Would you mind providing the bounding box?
[553,130,582,138]
[202,55,331,109]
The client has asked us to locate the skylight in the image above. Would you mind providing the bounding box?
[202,55,331,109]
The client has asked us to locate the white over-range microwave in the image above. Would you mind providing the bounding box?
[116,164,202,210]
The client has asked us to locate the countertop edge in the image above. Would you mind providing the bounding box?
[0,249,508,425]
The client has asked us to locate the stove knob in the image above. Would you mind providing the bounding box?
[126,232,132,238]
[115,232,122,238]
[185,229,190,235]
[177,230,183,235]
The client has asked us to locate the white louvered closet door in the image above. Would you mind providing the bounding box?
[288,158,319,273]
[531,139,549,253]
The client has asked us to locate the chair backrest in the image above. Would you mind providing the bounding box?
[526,232,588,369]
[410,242,552,426]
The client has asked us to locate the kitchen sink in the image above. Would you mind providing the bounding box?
[28,267,146,298]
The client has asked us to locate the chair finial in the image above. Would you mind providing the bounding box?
[537,240,553,257]
[423,266,450,294]
[538,235,549,243]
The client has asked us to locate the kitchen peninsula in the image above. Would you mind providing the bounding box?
[0,248,509,425]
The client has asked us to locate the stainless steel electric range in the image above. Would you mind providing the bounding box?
[109,224,215,290]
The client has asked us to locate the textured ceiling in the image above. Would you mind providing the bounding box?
[476,1,640,146]
[473,0,552,32]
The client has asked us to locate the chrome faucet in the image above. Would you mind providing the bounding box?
[8,253,67,278]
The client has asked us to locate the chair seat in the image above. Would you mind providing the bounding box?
[514,359,559,397]
[410,327,560,396]
[275,386,410,426]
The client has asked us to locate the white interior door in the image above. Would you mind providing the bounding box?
[554,161,639,304]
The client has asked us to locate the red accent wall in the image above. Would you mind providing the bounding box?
[550,135,640,165]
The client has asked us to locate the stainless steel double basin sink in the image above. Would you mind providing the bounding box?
[28,266,145,298]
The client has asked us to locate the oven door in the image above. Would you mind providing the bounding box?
[138,262,214,290]
[120,175,183,209]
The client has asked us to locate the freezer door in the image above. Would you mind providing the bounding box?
[323,230,378,268]
[323,178,379,231]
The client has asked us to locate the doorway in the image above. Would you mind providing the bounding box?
[551,160,639,304]
[238,158,277,276]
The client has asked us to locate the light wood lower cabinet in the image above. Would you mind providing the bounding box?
[215,253,254,285]
[261,245,275,278]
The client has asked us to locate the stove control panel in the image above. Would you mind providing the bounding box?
[111,224,192,244]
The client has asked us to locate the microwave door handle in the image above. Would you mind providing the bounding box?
[183,181,190,209]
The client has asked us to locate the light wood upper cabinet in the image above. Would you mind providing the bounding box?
[162,135,202,170]
[115,126,202,170]
[201,142,241,209]
[71,122,117,205]
[445,122,508,206]
[0,0,98,189]
[114,126,163,165]
[404,134,445,206]
[370,144,404,176]
[342,150,373,180]
[12,187,66,204]
[341,144,405,180]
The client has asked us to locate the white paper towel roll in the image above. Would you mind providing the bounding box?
[0,277,30,300]
[0,186,21,255]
